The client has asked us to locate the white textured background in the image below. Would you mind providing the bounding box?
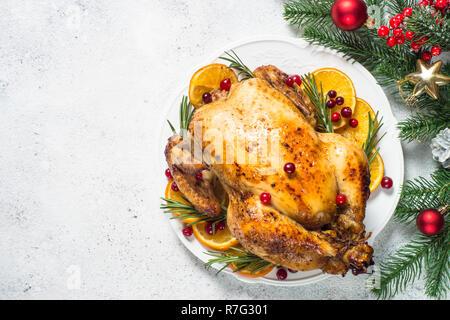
[0,0,440,299]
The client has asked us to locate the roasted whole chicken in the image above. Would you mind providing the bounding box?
[166,66,374,276]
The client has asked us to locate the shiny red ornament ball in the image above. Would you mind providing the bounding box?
[431,46,442,56]
[378,25,390,37]
[331,0,368,31]
[260,192,271,205]
[416,208,445,236]
[421,51,432,62]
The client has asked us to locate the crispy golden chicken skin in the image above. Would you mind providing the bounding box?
[165,74,373,275]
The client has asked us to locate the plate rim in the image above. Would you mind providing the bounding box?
[160,35,404,287]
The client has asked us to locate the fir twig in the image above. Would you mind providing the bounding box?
[363,111,386,164]
[371,230,448,299]
[160,197,226,230]
[394,168,450,224]
[283,0,335,30]
[301,73,333,133]
[219,50,254,80]
[167,95,195,139]
[204,247,273,275]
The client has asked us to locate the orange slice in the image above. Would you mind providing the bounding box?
[336,98,376,148]
[311,68,357,130]
[369,152,384,192]
[192,222,239,250]
[188,63,238,108]
[164,181,200,225]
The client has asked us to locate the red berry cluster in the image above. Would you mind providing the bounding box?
[377,5,444,62]
[326,90,358,127]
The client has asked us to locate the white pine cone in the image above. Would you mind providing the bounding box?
[430,128,450,169]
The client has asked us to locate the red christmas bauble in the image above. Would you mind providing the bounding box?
[416,208,445,236]
[331,0,368,31]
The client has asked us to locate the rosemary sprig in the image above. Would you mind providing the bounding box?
[362,111,386,164]
[160,197,226,232]
[204,247,273,275]
[219,50,255,80]
[301,73,334,133]
[167,95,195,139]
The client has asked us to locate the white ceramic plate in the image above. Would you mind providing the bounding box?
[158,36,404,286]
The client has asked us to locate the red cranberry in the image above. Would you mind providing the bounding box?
[387,36,397,47]
[405,31,415,40]
[276,268,288,280]
[396,35,406,45]
[291,75,302,86]
[393,28,403,38]
[165,168,173,179]
[389,17,400,28]
[284,162,296,174]
[195,172,203,180]
[260,192,271,205]
[171,182,179,192]
[421,51,432,62]
[435,0,447,10]
[220,78,232,91]
[403,8,413,17]
[182,226,193,236]
[431,46,442,56]
[202,92,212,104]
[341,107,352,118]
[410,41,420,51]
[336,194,347,205]
[335,96,344,105]
[377,26,389,38]
[286,77,294,87]
[381,176,393,189]
[349,119,359,128]
[327,90,337,98]
[205,223,214,235]
[395,14,404,22]
[326,100,336,108]
[216,221,226,231]
[331,112,341,122]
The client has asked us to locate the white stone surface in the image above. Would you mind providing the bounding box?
[0,0,440,299]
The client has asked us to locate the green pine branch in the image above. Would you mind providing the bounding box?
[371,225,449,300]
[385,0,415,15]
[405,7,450,51]
[283,0,335,30]
[394,168,450,224]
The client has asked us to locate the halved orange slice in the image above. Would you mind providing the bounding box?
[369,152,384,192]
[311,68,357,130]
[188,63,238,108]
[336,98,376,148]
[192,222,239,251]
[164,181,200,225]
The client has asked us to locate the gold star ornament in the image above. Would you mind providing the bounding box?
[405,59,450,100]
